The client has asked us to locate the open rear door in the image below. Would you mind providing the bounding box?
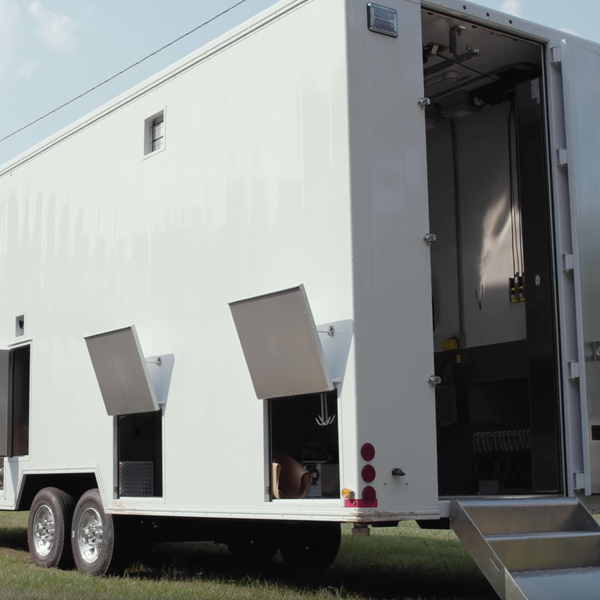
[561,39,600,494]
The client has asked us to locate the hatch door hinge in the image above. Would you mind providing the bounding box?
[568,361,580,380]
[551,46,562,65]
[557,148,568,167]
[563,253,575,272]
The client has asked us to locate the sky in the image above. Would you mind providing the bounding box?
[0,0,598,166]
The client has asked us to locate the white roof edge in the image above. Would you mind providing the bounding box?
[0,0,311,177]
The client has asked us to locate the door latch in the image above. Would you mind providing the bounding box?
[423,233,437,245]
[418,97,431,108]
[428,375,442,387]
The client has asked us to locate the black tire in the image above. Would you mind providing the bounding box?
[28,487,75,569]
[279,522,341,570]
[71,489,123,575]
[227,534,278,563]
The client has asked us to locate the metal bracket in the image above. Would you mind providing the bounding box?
[317,325,335,337]
[418,97,431,108]
[428,375,442,387]
[557,148,568,167]
[423,233,437,245]
[352,524,370,538]
[449,25,480,64]
[449,26,465,57]
[563,253,574,273]
[145,354,175,406]
[568,361,580,380]
[550,46,562,65]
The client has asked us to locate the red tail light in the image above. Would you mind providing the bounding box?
[361,443,375,461]
[362,486,377,504]
[361,465,376,483]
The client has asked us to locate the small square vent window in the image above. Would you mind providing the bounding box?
[144,111,165,156]
[367,3,398,38]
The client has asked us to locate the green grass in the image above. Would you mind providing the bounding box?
[0,512,495,600]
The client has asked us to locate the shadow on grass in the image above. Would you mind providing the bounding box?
[125,534,496,600]
[0,522,496,599]
[0,526,28,552]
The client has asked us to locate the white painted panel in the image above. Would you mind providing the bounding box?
[0,0,357,519]
[345,0,438,514]
[561,40,600,495]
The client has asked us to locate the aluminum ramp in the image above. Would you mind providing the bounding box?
[451,498,600,600]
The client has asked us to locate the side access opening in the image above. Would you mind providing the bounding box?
[84,326,165,498]
[422,11,561,496]
[0,345,31,460]
[270,391,340,500]
[117,411,163,497]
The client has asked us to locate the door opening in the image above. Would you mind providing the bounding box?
[0,345,31,460]
[269,391,340,500]
[117,411,163,497]
[422,11,561,496]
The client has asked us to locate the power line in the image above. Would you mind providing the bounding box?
[0,0,250,145]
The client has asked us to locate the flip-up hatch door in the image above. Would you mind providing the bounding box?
[229,285,334,399]
[85,326,159,416]
[561,39,600,494]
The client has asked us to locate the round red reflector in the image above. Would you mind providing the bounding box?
[361,464,376,483]
[362,486,377,504]
[361,443,375,461]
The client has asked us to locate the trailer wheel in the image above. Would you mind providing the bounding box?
[279,522,341,570]
[71,489,122,575]
[227,534,278,562]
[28,487,75,569]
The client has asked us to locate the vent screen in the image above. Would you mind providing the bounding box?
[367,3,398,38]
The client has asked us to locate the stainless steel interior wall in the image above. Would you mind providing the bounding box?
[427,104,527,350]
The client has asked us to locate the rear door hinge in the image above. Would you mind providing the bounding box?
[568,361,580,380]
[574,472,585,491]
[557,148,568,167]
[563,253,575,272]
[551,46,562,65]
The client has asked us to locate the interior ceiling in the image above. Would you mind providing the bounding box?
[421,11,542,99]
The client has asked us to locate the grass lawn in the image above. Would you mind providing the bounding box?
[0,511,496,600]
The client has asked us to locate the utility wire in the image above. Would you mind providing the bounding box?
[0,0,250,145]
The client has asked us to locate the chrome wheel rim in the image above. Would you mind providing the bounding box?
[33,504,55,557]
[77,507,103,564]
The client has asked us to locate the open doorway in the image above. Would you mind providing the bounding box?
[422,10,561,496]
[270,392,340,500]
[117,412,163,497]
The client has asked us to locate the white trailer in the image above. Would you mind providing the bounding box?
[1,0,600,596]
